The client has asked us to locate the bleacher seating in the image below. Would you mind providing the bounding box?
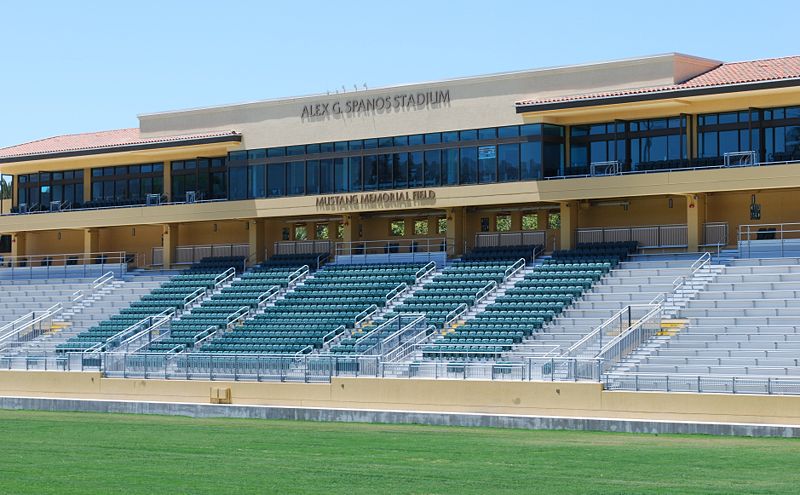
[144,259,317,353]
[424,242,637,360]
[56,258,237,353]
[199,262,428,355]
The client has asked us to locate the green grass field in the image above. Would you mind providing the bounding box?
[0,410,798,494]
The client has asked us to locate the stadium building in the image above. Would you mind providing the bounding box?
[1,53,800,434]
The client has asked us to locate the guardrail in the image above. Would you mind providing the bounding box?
[82,309,176,355]
[353,305,378,327]
[0,251,130,279]
[114,311,176,354]
[182,288,208,311]
[352,314,429,358]
[334,237,450,259]
[595,304,662,373]
[385,283,408,306]
[604,372,800,395]
[567,305,642,357]
[649,251,711,306]
[415,261,437,282]
[443,303,468,328]
[287,265,310,286]
[151,244,248,267]
[474,281,497,306]
[503,258,527,281]
[71,271,116,304]
[0,303,63,352]
[737,222,800,258]
[257,286,282,307]
[474,231,547,250]
[214,267,237,289]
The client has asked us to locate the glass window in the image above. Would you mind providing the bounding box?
[294,225,308,240]
[268,147,286,157]
[306,160,321,195]
[248,149,266,160]
[408,151,424,188]
[288,162,306,196]
[334,142,348,152]
[498,126,519,138]
[701,131,718,158]
[438,218,447,234]
[306,144,320,154]
[377,154,393,189]
[363,155,378,190]
[459,146,478,184]
[378,137,393,148]
[348,157,362,192]
[498,144,519,182]
[334,158,348,193]
[478,145,497,183]
[393,153,408,189]
[287,145,305,156]
[320,159,334,194]
[414,219,429,235]
[442,131,459,143]
[424,150,441,187]
[478,128,496,140]
[520,124,542,137]
[408,135,424,146]
[520,142,542,180]
[393,136,408,147]
[364,139,378,149]
[543,142,563,178]
[548,213,560,230]
[442,148,459,185]
[424,133,441,144]
[459,130,477,141]
[248,164,266,198]
[267,163,285,197]
[348,140,363,150]
[315,224,329,239]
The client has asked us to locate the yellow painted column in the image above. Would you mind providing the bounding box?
[83,168,92,203]
[10,232,26,261]
[559,201,579,251]
[510,211,523,231]
[84,228,100,261]
[263,219,282,260]
[341,213,361,257]
[163,161,172,202]
[446,207,465,257]
[248,219,266,264]
[162,223,180,269]
[686,193,707,252]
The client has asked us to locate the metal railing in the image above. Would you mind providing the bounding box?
[113,311,176,354]
[82,309,176,356]
[576,224,688,248]
[385,283,408,306]
[274,240,333,256]
[595,304,663,373]
[414,261,437,282]
[723,150,757,167]
[649,251,712,306]
[214,267,237,289]
[474,230,547,249]
[443,303,469,328]
[738,222,800,258]
[567,305,642,358]
[0,251,130,279]
[604,372,800,395]
[182,288,208,311]
[474,281,497,306]
[353,305,378,327]
[257,286,282,307]
[0,303,63,352]
[151,243,249,267]
[503,258,527,281]
[287,265,310,285]
[345,314,429,358]
[335,237,449,258]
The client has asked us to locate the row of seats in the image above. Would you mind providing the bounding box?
[202,262,428,355]
[424,242,637,360]
[57,258,238,353]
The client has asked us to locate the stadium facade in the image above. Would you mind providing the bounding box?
[0,53,799,264]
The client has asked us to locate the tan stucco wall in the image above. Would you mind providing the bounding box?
[137,54,719,149]
[0,371,798,426]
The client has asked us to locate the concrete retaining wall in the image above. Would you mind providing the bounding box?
[2,396,798,438]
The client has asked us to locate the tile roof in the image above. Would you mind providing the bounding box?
[0,128,241,160]
[516,56,800,108]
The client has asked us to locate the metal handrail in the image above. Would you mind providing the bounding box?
[115,312,175,353]
[474,281,497,305]
[595,305,663,372]
[567,304,657,357]
[257,286,282,307]
[357,314,428,357]
[350,315,403,347]
[444,303,468,328]
[225,306,251,327]
[182,288,208,311]
[385,283,408,306]
[382,324,436,362]
[503,258,526,281]
[0,303,63,347]
[214,267,237,289]
[649,251,711,305]
[287,265,310,285]
[320,324,346,345]
[353,304,378,327]
[415,261,437,282]
[82,308,176,355]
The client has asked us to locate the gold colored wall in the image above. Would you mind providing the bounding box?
[99,225,163,260]
[578,196,687,228]
[179,220,249,246]
[1,371,799,426]
[25,230,83,256]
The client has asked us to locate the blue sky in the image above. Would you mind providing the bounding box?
[0,0,797,148]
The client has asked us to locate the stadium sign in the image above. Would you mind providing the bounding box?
[301,90,450,119]
[315,189,436,209]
